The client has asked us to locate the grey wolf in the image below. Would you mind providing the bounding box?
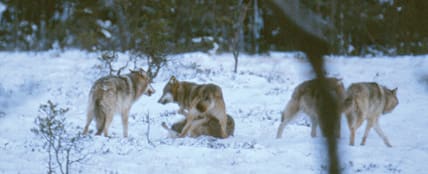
[158,76,229,138]
[161,114,235,138]
[83,69,155,137]
[276,77,345,138]
[343,82,398,147]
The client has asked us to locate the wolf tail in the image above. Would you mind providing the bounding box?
[83,98,94,135]
[281,95,301,122]
[226,114,235,136]
[342,96,354,114]
[277,94,301,138]
[94,100,106,136]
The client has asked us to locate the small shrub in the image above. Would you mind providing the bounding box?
[98,51,118,75]
[97,51,129,76]
[31,100,89,174]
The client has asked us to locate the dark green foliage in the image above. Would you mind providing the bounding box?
[0,0,427,55]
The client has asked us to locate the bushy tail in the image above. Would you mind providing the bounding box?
[282,84,310,121]
[83,97,95,135]
[226,114,235,136]
[281,95,301,122]
[94,101,106,135]
[277,95,301,138]
[342,96,354,114]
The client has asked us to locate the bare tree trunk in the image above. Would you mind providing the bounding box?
[48,142,53,174]
[329,0,338,53]
[54,139,65,174]
[233,50,239,73]
[115,2,131,51]
[145,114,156,147]
[232,0,251,73]
[252,0,261,53]
[146,54,164,81]
[65,150,70,174]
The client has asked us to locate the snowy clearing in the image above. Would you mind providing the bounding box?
[0,50,427,174]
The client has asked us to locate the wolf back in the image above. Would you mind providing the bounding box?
[277,77,345,138]
[343,82,398,147]
[158,76,229,138]
[83,69,155,137]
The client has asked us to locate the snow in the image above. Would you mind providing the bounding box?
[0,50,427,173]
[0,2,5,22]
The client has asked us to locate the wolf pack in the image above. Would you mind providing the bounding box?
[83,68,398,147]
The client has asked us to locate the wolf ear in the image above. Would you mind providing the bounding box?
[169,76,177,84]
[391,88,398,95]
[129,68,147,75]
[138,68,148,76]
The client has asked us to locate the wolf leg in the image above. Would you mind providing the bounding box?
[335,115,341,138]
[188,117,210,137]
[348,104,364,146]
[121,109,130,138]
[310,115,319,137]
[346,113,356,145]
[179,111,196,137]
[373,120,392,147]
[360,118,374,146]
[349,129,356,146]
[95,109,106,136]
[103,114,114,137]
[218,113,228,138]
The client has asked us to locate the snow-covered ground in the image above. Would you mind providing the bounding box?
[0,50,427,174]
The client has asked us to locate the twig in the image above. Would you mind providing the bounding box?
[145,113,156,147]
[117,61,129,76]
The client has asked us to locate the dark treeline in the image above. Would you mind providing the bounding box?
[0,0,427,55]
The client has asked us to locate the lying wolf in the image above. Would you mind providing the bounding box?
[277,77,345,138]
[343,82,398,147]
[162,114,235,138]
[158,76,229,138]
[83,69,155,137]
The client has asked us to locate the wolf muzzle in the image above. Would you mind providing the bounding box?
[158,93,173,104]
[145,85,155,96]
[158,98,168,104]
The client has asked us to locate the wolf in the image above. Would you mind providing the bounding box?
[82,69,155,137]
[276,77,345,139]
[161,114,235,138]
[343,82,398,147]
[158,76,229,138]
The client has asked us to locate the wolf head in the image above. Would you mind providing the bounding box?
[158,76,179,104]
[129,68,155,96]
[383,87,398,114]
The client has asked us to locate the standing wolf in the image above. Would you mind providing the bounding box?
[158,76,229,138]
[277,78,345,138]
[343,82,398,147]
[83,69,155,137]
